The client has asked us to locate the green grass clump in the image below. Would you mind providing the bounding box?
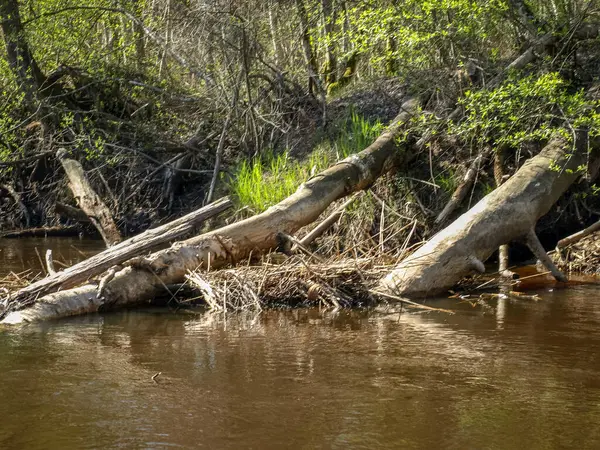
[334,111,383,159]
[435,169,457,195]
[230,149,331,213]
[229,112,383,212]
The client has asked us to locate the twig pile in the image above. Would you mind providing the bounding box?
[553,231,600,275]
[0,270,36,316]
[185,254,394,312]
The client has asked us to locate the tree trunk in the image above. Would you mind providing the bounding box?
[321,0,337,85]
[55,202,91,223]
[207,68,243,205]
[0,0,45,103]
[494,147,512,277]
[1,99,418,324]
[296,0,322,96]
[379,135,590,298]
[268,2,284,67]
[57,149,122,247]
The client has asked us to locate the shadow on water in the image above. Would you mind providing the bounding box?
[2,284,600,449]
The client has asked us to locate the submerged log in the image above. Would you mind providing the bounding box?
[379,136,591,297]
[5,197,232,308]
[1,98,418,324]
[57,149,121,247]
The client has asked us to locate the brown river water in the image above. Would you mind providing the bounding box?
[1,238,600,449]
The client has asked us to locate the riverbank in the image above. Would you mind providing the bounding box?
[3,4,600,322]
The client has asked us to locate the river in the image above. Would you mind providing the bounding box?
[1,238,600,449]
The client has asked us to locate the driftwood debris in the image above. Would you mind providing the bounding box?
[4,196,232,310]
[1,99,418,324]
[57,148,122,247]
[379,136,591,297]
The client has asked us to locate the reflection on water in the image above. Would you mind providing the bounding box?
[0,237,106,276]
[2,286,600,449]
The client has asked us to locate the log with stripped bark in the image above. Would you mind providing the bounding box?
[57,149,121,247]
[379,135,594,297]
[4,196,232,311]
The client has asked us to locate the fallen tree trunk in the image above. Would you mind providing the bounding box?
[1,98,418,324]
[55,202,91,223]
[0,225,80,239]
[294,192,362,249]
[488,23,599,88]
[57,149,122,247]
[4,196,232,308]
[556,219,600,248]
[379,135,591,297]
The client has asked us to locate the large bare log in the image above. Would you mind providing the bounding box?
[379,136,590,298]
[57,149,121,246]
[1,99,418,324]
[5,197,232,309]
